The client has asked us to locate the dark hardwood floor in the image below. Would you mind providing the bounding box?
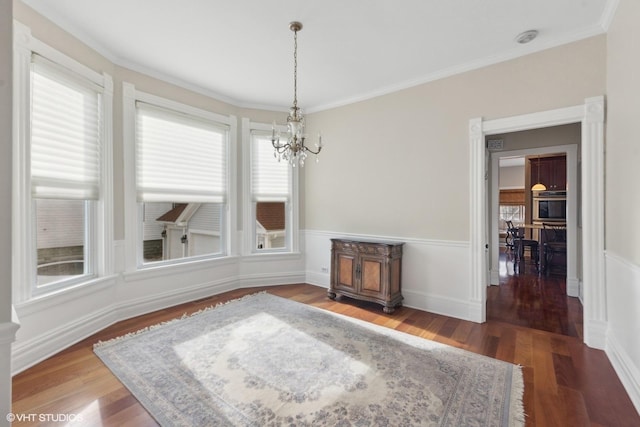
[11,282,640,426]
[488,249,583,338]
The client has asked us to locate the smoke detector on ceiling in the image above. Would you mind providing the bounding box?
[515,30,538,44]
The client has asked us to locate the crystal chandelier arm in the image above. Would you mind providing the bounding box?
[271,135,291,152]
[303,144,322,155]
[302,132,323,154]
[303,146,321,155]
[271,121,289,152]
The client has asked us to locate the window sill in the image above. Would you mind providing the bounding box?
[124,255,240,282]
[15,274,118,316]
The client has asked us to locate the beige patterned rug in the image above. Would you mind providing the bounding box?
[94,292,524,426]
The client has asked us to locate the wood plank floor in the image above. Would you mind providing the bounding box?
[488,250,583,338]
[11,282,640,426]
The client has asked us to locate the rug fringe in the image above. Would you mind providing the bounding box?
[509,364,526,426]
[93,291,267,349]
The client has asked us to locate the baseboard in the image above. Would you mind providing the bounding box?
[566,275,580,297]
[12,277,239,374]
[584,318,607,349]
[401,288,478,322]
[238,271,306,288]
[490,270,500,286]
[113,277,239,321]
[305,271,329,288]
[607,334,640,414]
[12,304,117,374]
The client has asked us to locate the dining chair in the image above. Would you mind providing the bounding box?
[512,225,539,272]
[541,223,567,275]
[505,220,517,252]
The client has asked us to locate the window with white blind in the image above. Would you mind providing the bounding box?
[499,189,525,230]
[245,122,294,253]
[30,56,102,291]
[13,23,113,300]
[134,100,230,265]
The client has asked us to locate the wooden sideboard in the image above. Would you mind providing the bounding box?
[328,239,404,313]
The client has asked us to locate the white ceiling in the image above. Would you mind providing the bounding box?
[19,0,615,112]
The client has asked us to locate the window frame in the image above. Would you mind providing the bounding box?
[12,22,114,301]
[499,204,526,229]
[123,83,237,271]
[241,118,299,255]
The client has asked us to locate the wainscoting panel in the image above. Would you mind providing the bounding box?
[605,251,640,414]
[303,230,475,321]
[238,252,306,288]
[12,248,307,374]
[12,276,118,374]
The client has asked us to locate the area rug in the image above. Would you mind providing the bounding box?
[94,292,524,426]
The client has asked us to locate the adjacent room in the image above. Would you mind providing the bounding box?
[487,125,581,337]
[1,0,639,425]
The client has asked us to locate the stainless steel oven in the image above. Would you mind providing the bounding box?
[533,191,567,222]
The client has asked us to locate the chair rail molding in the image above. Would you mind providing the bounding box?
[469,96,606,349]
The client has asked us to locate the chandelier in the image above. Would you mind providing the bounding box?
[271,21,322,167]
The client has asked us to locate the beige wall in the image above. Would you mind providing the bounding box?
[305,37,605,241]
[605,0,640,410]
[606,0,640,265]
[499,166,524,189]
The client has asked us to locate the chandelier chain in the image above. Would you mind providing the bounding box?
[293,28,298,109]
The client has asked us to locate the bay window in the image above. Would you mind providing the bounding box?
[243,119,296,254]
[125,85,234,267]
[13,22,113,299]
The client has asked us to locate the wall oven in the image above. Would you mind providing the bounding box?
[533,191,567,222]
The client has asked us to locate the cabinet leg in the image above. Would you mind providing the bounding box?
[327,291,336,300]
[383,305,395,314]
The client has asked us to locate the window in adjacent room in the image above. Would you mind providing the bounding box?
[499,189,526,229]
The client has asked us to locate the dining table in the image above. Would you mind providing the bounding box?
[515,223,566,273]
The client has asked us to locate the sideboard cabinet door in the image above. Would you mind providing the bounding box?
[335,251,356,293]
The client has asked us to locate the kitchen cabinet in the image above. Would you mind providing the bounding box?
[531,155,566,191]
[328,239,404,313]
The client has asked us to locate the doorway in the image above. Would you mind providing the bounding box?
[489,142,579,294]
[469,96,606,349]
[487,140,581,337]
